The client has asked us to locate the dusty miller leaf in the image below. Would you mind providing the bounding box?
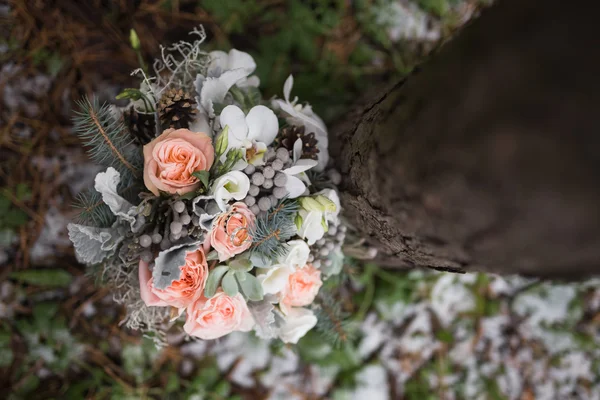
[247,296,277,339]
[94,167,137,228]
[67,223,122,264]
[152,240,202,290]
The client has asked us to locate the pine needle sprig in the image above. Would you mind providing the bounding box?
[73,97,143,185]
[313,291,356,347]
[73,189,116,228]
[250,198,298,259]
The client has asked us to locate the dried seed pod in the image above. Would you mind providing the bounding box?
[263,166,275,179]
[249,185,260,197]
[271,159,284,171]
[160,238,172,250]
[151,233,163,244]
[244,196,256,207]
[263,179,273,189]
[180,213,192,225]
[273,187,287,199]
[274,172,287,187]
[173,201,185,213]
[276,147,290,162]
[250,204,260,215]
[328,169,342,185]
[170,221,183,235]
[141,251,153,263]
[252,172,265,186]
[258,196,271,211]
[244,164,256,175]
[139,234,152,248]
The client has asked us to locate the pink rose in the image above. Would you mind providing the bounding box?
[184,291,255,340]
[210,202,255,261]
[139,248,209,309]
[143,128,215,195]
[281,264,322,310]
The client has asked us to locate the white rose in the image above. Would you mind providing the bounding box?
[296,210,326,245]
[257,265,293,295]
[210,171,250,212]
[276,307,318,344]
[279,240,310,269]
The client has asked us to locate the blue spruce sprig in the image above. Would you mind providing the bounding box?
[73,189,115,228]
[73,97,143,188]
[250,198,298,259]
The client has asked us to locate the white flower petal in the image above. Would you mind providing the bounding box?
[228,49,257,75]
[297,210,325,245]
[246,105,279,145]
[283,75,294,103]
[241,75,260,88]
[220,105,249,144]
[293,138,302,162]
[258,265,293,295]
[208,50,229,72]
[218,69,249,91]
[200,78,228,117]
[285,175,307,199]
[283,159,318,176]
[210,171,250,212]
[280,240,310,269]
[277,307,318,344]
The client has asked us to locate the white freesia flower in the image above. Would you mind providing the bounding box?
[296,210,326,245]
[272,75,329,171]
[295,189,340,245]
[207,50,260,87]
[220,105,279,165]
[210,171,250,212]
[279,240,310,269]
[257,265,293,295]
[194,49,259,119]
[316,188,341,225]
[276,307,318,344]
[281,138,318,198]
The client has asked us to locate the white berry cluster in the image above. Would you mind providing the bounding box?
[242,147,293,216]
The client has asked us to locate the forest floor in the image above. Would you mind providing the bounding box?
[1,1,599,399]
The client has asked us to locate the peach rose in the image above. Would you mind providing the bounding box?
[281,264,322,310]
[143,128,215,195]
[184,291,255,340]
[139,248,209,309]
[210,202,255,261]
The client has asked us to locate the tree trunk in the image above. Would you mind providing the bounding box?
[332,0,600,278]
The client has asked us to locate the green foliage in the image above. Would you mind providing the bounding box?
[313,290,355,347]
[250,198,298,260]
[0,185,30,230]
[191,170,210,190]
[229,86,263,113]
[10,269,73,287]
[205,262,264,300]
[73,97,143,188]
[205,265,230,297]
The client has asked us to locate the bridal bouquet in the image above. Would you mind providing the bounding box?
[68,28,347,344]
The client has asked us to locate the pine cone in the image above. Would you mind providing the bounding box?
[157,88,198,130]
[123,106,156,145]
[275,125,320,160]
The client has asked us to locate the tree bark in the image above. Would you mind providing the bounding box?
[332,0,600,278]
